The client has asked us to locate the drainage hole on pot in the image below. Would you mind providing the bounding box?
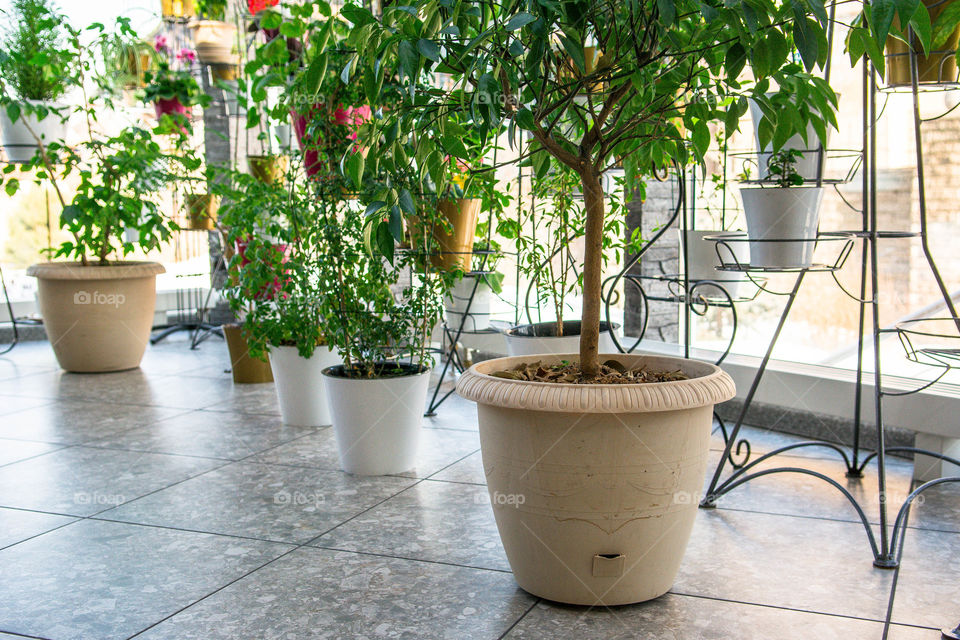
[592,553,625,577]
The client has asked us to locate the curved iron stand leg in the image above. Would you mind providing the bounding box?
[701,272,805,508]
[879,478,960,640]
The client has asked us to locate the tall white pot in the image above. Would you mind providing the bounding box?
[504,320,621,357]
[679,230,750,299]
[457,353,736,605]
[749,98,833,181]
[321,365,431,475]
[269,345,340,426]
[445,276,493,331]
[740,186,823,269]
[0,101,69,163]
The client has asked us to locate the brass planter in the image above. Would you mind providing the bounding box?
[160,0,195,18]
[185,193,219,231]
[247,155,288,185]
[886,0,960,86]
[223,324,274,384]
[409,198,482,272]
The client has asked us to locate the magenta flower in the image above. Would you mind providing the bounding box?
[176,48,197,63]
[154,34,169,53]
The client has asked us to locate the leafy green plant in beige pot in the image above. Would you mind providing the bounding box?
[342,0,853,605]
[3,21,199,372]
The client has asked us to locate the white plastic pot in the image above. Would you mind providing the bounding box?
[740,186,823,269]
[322,364,431,475]
[504,320,622,357]
[0,101,69,163]
[749,98,833,182]
[445,275,493,331]
[269,345,340,427]
[679,230,750,300]
[457,352,736,605]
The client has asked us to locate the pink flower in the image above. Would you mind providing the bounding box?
[154,34,169,53]
[176,48,197,63]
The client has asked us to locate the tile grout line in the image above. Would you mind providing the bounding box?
[496,598,541,640]
[667,589,943,631]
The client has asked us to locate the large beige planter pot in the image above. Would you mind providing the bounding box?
[457,353,735,605]
[27,262,165,372]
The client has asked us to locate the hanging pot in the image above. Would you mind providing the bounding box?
[160,0,196,18]
[322,363,431,475]
[0,101,69,163]
[679,230,750,300]
[154,97,191,120]
[740,186,823,269]
[457,352,736,605]
[269,344,340,426]
[223,324,274,384]
[123,48,153,89]
[409,199,482,272]
[886,0,960,86]
[503,320,622,357]
[192,21,238,65]
[185,193,219,231]
[213,65,240,82]
[27,262,165,372]
[247,154,288,185]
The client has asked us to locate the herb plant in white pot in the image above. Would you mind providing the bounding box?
[740,149,824,269]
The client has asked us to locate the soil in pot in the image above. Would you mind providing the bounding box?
[491,358,689,384]
[322,362,431,475]
[457,352,736,605]
[223,324,273,384]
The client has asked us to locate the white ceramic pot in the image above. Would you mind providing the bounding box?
[0,101,69,163]
[269,345,340,426]
[445,276,493,331]
[504,320,621,357]
[457,352,736,605]
[679,230,750,300]
[322,364,431,475]
[749,98,833,182]
[740,186,823,269]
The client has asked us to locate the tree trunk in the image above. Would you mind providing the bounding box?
[579,168,605,377]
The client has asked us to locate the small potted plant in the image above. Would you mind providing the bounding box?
[0,0,76,163]
[500,160,624,355]
[740,149,824,269]
[143,37,208,125]
[218,168,341,420]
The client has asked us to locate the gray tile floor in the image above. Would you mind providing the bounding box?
[0,337,957,639]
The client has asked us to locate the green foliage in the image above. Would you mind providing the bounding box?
[766,149,805,188]
[0,0,74,102]
[1,19,201,265]
[197,0,228,21]
[143,61,209,109]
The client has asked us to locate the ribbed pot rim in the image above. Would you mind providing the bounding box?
[457,353,735,414]
[27,261,165,280]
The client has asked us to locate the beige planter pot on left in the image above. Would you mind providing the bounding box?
[457,352,735,606]
[27,261,165,372]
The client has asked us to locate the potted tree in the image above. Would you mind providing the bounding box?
[3,23,200,372]
[740,149,824,269]
[341,0,845,605]
[0,0,75,163]
[501,159,624,355]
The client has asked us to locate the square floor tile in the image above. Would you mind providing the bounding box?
[504,594,934,640]
[136,546,534,640]
[0,438,62,466]
[199,384,281,416]
[313,479,509,571]
[103,461,415,543]
[0,507,76,550]
[90,410,315,461]
[431,450,487,485]
[0,519,291,640]
[0,393,52,416]
[0,446,223,516]
[252,426,480,479]
[0,401,187,445]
